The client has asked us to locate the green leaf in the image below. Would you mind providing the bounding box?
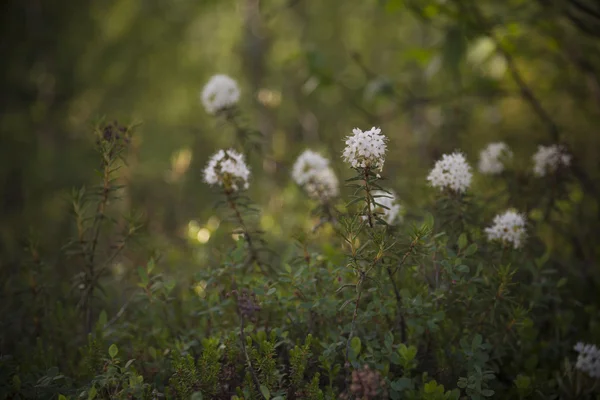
[424,213,434,229]
[88,386,97,400]
[148,346,157,359]
[482,389,495,397]
[443,26,467,74]
[58,395,67,400]
[147,258,156,274]
[557,277,567,288]
[390,377,413,391]
[108,344,118,359]
[97,309,107,328]
[456,265,469,273]
[458,233,468,250]
[398,343,417,360]
[472,334,482,349]
[350,336,362,356]
[267,287,276,295]
[465,243,478,256]
[424,380,444,394]
[12,375,21,391]
[191,392,204,400]
[260,385,271,399]
[137,266,149,286]
[515,374,531,389]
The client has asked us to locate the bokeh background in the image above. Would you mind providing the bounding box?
[2,0,600,277]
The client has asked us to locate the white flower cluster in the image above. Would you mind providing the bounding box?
[484,210,526,249]
[292,150,339,201]
[532,144,571,177]
[372,190,402,225]
[574,342,600,378]
[427,152,473,193]
[201,74,240,115]
[342,127,387,172]
[203,149,250,192]
[478,142,513,175]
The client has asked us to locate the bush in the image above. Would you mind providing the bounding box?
[2,3,600,398]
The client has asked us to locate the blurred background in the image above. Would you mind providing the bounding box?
[1,0,600,272]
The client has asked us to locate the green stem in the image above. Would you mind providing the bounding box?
[225,189,267,275]
[363,168,374,228]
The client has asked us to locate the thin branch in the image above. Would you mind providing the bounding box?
[461,1,598,196]
[570,0,600,21]
[83,152,112,334]
[344,281,364,365]
[225,189,269,275]
[386,266,407,343]
[363,168,374,229]
[462,2,561,142]
[239,314,266,399]
[103,292,136,330]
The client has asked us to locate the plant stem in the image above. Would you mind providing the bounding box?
[387,237,420,342]
[84,155,112,333]
[239,314,266,399]
[363,168,374,228]
[344,281,363,364]
[386,267,407,343]
[225,189,267,274]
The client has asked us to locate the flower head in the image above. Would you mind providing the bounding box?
[342,127,387,172]
[372,190,402,225]
[305,168,339,201]
[200,74,240,115]
[203,149,250,192]
[574,342,600,378]
[292,150,331,186]
[478,142,513,175]
[292,150,339,201]
[427,152,473,193]
[484,210,526,249]
[532,144,571,177]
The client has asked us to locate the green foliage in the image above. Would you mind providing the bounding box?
[169,353,198,399]
[2,1,600,399]
[289,334,313,390]
[198,338,221,397]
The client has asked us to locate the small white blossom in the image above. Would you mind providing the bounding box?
[203,149,250,192]
[292,150,331,186]
[532,144,571,177]
[372,190,402,225]
[484,210,526,249]
[427,152,473,193]
[478,142,513,175]
[574,342,600,379]
[342,127,387,172]
[292,150,339,201]
[200,74,240,115]
[305,168,339,201]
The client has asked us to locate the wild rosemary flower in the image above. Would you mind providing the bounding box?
[532,144,571,177]
[484,210,526,249]
[574,342,600,378]
[342,127,387,172]
[478,142,512,175]
[292,150,339,201]
[427,152,473,193]
[200,74,241,115]
[203,149,250,192]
